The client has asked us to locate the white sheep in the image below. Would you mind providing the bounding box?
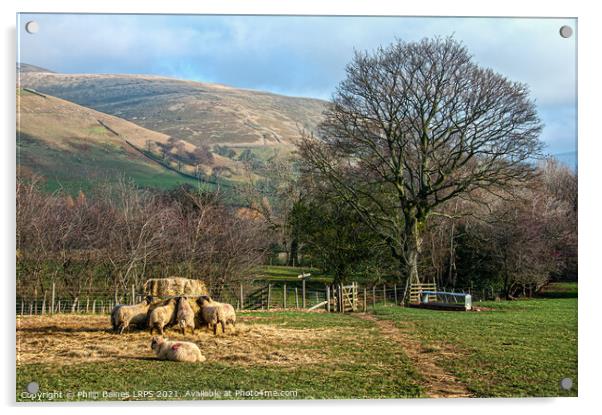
[176,296,195,335]
[148,298,177,335]
[219,302,237,330]
[196,295,236,335]
[150,336,206,363]
[111,296,153,334]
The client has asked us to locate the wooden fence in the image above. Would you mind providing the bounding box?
[16,281,497,316]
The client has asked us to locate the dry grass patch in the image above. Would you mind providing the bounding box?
[17,314,344,368]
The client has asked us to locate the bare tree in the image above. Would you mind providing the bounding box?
[459,184,565,298]
[192,145,214,165]
[101,179,166,297]
[298,37,543,286]
[16,176,271,302]
[239,157,302,266]
[540,158,578,280]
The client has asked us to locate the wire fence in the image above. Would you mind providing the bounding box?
[16,280,500,316]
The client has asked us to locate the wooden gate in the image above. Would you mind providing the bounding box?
[409,282,437,304]
[330,283,358,312]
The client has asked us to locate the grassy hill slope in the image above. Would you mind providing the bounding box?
[18,70,327,150]
[17,88,204,193]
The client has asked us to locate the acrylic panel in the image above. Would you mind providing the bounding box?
[16,13,577,402]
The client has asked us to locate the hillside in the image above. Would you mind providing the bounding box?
[16,88,209,193]
[17,63,54,73]
[18,70,328,151]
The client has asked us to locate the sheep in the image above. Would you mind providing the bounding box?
[176,296,195,335]
[148,298,177,335]
[111,296,153,334]
[219,302,237,330]
[196,296,218,334]
[150,336,206,363]
[196,295,236,335]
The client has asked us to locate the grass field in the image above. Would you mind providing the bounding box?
[252,265,332,283]
[373,283,578,397]
[17,312,421,401]
[16,283,577,401]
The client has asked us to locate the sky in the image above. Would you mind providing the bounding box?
[17,14,577,166]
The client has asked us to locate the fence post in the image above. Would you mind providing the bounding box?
[363,287,367,312]
[20,300,24,316]
[92,299,96,314]
[326,285,330,313]
[41,293,46,315]
[383,284,387,306]
[302,279,306,308]
[131,285,135,305]
[51,283,56,315]
[372,286,376,308]
[86,297,90,314]
[283,283,287,309]
[295,288,299,308]
[267,284,272,310]
[394,284,398,305]
[239,283,244,311]
[334,284,342,313]
[57,300,61,314]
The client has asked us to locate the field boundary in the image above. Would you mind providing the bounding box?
[357,313,473,398]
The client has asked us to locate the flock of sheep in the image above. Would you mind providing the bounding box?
[110,295,237,363]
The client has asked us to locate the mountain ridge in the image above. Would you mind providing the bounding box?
[18,64,328,150]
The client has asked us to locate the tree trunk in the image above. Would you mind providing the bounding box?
[332,264,345,286]
[503,269,512,300]
[400,214,423,285]
[287,238,299,267]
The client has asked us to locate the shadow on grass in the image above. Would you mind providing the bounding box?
[116,356,157,362]
[535,291,578,299]
[535,282,578,299]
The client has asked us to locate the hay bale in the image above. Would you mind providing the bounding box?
[144,277,208,298]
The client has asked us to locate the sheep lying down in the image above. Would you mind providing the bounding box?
[150,336,206,363]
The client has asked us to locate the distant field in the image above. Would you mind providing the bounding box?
[252,265,332,283]
[18,133,201,194]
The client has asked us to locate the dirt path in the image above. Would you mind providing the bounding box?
[357,313,472,398]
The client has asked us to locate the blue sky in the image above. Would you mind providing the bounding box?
[17,14,577,164]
